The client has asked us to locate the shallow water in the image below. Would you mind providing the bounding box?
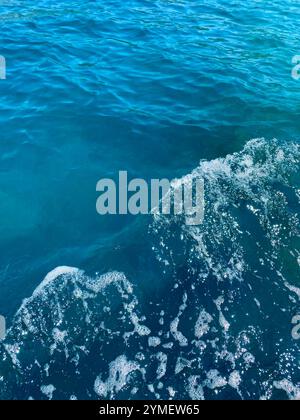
[0,0,299,400]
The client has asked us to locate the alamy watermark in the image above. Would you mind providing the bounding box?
[292,55,300,80]
[0,55,6,79]
[96,171,205,226]
[292,315,300,340]
[0,315,6,341]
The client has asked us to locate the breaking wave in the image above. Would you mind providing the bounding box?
[1,138,299,400]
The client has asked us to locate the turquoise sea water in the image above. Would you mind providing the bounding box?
[0,0,300,400]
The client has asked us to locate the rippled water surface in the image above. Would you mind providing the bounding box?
[0,0,300,400]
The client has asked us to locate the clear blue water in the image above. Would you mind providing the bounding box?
[0,0,299,400]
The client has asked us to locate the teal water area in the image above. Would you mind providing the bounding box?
[0,0,299,400]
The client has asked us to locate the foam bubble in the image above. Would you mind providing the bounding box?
[94,355,140,399]
[148,337,161,348]
[194,309,213,339]
[40,384,56,400]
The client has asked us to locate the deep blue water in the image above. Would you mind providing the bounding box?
[0,0,300,400]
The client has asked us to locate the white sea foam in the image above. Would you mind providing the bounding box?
[156,352,168,380]
[194,309,213,339]
[40,384,56,400]
[170,293,189,347]
[273,380,300,400]
[148,336,161,347]
[94,355,140,398]
[175,357,192,375]
[204,370,227,390]
[228,371,242,390]
[187,376,204,400]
